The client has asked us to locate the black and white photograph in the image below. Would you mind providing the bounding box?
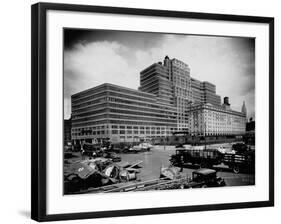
[28,2,274,222]
[63,29,256,194]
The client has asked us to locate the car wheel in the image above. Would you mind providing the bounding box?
[200,162,207,168]
[201,185,208,188]
[171,161,177,166]
[233,166,240,174]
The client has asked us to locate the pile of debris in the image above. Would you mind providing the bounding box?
[81,143,121,162]
[72,165,191,193]
[64,158,143,193]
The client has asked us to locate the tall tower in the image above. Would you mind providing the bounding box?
[139,56,193,131]
[169,57,193,130]
[241,101,247,117]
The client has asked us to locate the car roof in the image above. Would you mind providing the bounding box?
[193,168,216,175]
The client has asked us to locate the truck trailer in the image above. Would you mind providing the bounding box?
[170,148,255,174]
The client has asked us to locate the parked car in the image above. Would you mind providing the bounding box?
[127,143,153,153]
[232,143,250,154]
[102,152,122,162]
[185,168,225,188]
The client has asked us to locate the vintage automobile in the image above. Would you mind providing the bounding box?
[232,142,250,154]
[102,151,122,162]
[185,168,225,188]
[127,142,153,153]
[170,148,223,168]
[170,148,255,174]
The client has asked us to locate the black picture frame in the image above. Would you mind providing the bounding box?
[31,2,274,222]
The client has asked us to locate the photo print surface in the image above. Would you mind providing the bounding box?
[63,28,255,195]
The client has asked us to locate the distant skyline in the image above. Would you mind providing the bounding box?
[64,29,255,119]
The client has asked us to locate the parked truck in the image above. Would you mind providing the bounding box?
[170,147,254,174]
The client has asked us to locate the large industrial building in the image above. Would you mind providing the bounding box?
[71,83,178,144]
[139,56,193,131]
[70,56,247,144]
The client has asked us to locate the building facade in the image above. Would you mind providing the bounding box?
[139,56,193,130]
[71,83,177,144]
[191,78,221,107]
[187,102,246,136]
[70,56,247,144]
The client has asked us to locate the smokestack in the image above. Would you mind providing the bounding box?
[223,97,230,106]
[164,55,170,66]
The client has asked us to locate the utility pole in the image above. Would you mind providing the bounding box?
[204,122,207,150]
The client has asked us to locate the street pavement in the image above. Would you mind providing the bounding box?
[119,146,255,187]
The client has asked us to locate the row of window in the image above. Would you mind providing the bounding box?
[109,86,155,100]
[71,86,106,102]
[188,109,246,118]
[111,130,169,135]
[72,91,107,106]
[72,119,178,128]
[72,113,177,125]
[72,125,176,133]
[73,88,158,111]
[72,97,106,111]
[72,129,172,137]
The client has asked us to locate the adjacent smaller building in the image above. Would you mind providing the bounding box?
[186,99,246,136]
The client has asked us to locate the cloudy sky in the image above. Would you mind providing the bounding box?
[64,29,255,119]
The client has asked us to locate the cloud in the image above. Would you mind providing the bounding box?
[64,33,255,119]
[133,35,255,118]
[64,41,139,118]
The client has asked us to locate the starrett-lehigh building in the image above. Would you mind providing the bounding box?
[71,56,247,144]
